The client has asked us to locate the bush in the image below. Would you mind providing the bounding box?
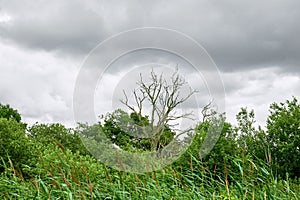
[28,123,90,156]
[0,118,35,177]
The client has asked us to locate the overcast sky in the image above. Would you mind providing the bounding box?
[0,0,299,128]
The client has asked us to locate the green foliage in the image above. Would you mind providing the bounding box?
[1,150,299,199]
[35,146,103,182]
[266,97,300,179]
[0,118,35,177]
[235,108,267,161]
[28,123,90,156]
[235,107,256,137]
[203,122,240,176]
[100,109,175,151]
[0,103,22,123]
[174,121,209,167]
[174,119,239,179]
[101,109,137,151]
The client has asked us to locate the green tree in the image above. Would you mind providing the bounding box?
[101,110,136,151]
[0,118,35,177]
[266,97,300,179]
[0,103,21,123]
[175,117,237,172]
[234,108,267,161]
[100,109,175,151]
[201,121,239,177]
[28,123,89,156]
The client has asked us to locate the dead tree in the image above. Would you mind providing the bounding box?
[201,100,217,122]
[120,69,197,151]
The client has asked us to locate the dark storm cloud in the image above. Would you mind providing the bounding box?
[1,0,300,72]
[0,0,107,54]
[151,0,300,72]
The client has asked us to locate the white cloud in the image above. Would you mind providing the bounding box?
[0,41,79,126]
[0,12,12,23]
[223,67,300,127]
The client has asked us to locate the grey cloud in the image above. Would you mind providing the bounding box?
[0,0,107,54]
[1,0,300,127]
[185,0,300,72]
[0,0,299,73]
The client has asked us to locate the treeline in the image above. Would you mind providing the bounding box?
[0,97,299,199]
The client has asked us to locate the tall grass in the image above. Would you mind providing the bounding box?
[0,147,299,199]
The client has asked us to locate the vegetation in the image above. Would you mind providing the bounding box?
[0,72,299,198]
[267,98,300,179]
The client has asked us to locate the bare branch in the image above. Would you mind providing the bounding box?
[120,67,198,151]
[120,90,136,113]
[202,99,217,121]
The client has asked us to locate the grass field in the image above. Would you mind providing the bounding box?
[1,147,299,199]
